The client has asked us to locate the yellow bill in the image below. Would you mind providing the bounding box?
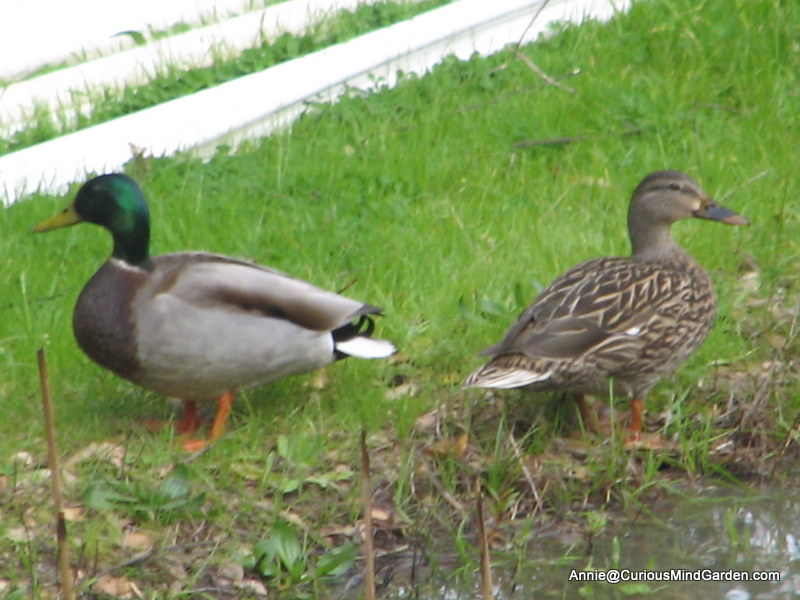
[32,202,82,232]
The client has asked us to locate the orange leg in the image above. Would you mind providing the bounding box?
[176,399,203,435]
[628,397,645,439]
[575,393,600,434]
[623,397,668,449]
[182,391,235,452]
[208,390,234,443]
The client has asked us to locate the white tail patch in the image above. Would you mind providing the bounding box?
[463,368,553,389]
[336,336,396,359]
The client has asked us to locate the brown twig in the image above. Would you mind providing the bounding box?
[513,47,577,94]
[514,125,641,149]
[336,277,359,295]
[771,410,800,479]
[94,549,158,579]
[39,348,75,600]
[474,478,494,600]
[425,468,466,513]
[512,0,553,52]
[739,360,777,431]
[506,432,542,510]
[360,429,376,600]
[514,135,588,148]
[717,169,771,203]
[455,71,581,116]
[93,541,215,579]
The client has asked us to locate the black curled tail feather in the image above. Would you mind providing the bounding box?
[332,315,376,360]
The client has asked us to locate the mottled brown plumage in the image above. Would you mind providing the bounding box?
[463,171,749,436]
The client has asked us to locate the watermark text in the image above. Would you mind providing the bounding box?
[568,568,781,584]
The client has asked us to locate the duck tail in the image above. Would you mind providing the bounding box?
[462,364,552,389]
[333,315,396,359]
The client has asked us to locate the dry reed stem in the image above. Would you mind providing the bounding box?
[39,348,75,600]
[360,429,376,600]
[474,478,494,600]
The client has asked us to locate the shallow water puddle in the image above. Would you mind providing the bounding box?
[558,489,800,600]
[349,486,800,599]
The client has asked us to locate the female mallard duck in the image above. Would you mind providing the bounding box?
[463,171,748,440]
[34,173,396,449]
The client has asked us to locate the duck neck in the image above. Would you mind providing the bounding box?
[628,218,691,265]
[111,219,153,269]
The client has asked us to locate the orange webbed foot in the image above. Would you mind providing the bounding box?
[178,391,235,452]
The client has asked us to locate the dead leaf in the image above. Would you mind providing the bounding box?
[736,270,760,293]
[63,506,85,521]
[235,579,269,596]
[385,380,420,400]
[217,561,244,582]
[93,574,138,599]
[163,557,188,582]
[6,527,28,543]
[415,410,438,432]
[10,451,36,468]
[622,433,674,452]
[370,508,391,521]
[320,524,357,538]
[454,433,469,457]
[278,509,310,531]
[121,530,154,552]
[569,465,591,481]
[65,442,126,469]
[769,334,787,349]
[426,433,469,459]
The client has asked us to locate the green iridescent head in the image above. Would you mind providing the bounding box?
[34,174,152,266]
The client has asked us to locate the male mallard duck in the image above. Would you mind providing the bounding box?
[34,173,396,449]
[463,171,748,440]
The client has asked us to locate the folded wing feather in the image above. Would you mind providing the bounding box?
[153,253,380,331]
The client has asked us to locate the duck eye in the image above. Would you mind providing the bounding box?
[668,182,682,191]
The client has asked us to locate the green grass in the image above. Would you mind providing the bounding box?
[1,0,799,597]
[1,0,453,155]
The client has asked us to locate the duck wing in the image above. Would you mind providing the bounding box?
[479,257,662,369]
[149,252,380,331]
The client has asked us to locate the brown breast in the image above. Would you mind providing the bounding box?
[72,260,145,382]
